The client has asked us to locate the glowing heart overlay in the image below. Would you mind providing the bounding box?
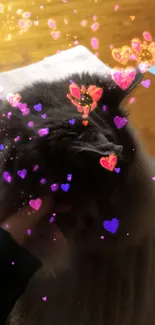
[112,46,131,65]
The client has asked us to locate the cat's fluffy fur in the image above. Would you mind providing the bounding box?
[1,71,155,325]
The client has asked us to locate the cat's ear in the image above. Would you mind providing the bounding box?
[102,67,143,106]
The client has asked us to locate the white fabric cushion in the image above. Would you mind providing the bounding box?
[0,45,143,100]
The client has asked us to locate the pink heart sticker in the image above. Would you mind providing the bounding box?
[29,198,42,211]
[51,31,61,40]
[91,22,99,31]
[18,19,32,31]
[112,68,136,90]
[48,19,56,29]
[91,37,99,50]
[7,93,21,107]
[42,296,47,302]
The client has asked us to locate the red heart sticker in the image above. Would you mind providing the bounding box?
[82,120,89,126]
[100,154,117,171]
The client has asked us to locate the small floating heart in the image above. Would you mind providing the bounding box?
[114,116,128,129]
[67,174,72,181]
[103,218,119,234]
[42,296,47,302]
[7,93,21,107]
[33,165,39,171]
[3,171,12,183]
[69,118,75,125]
[38,128,49,136]
[17,169,27,179]
[130,16,135,21]
[29,198,42,211]
[100,154,117,171]
[18,19,32,31]
[34,103,42,111]
[51,31,61,40]
[61,183,70,192]
[50,183,59,192]
[91,22,99,32]
[112,46,131,65]
[141,79,151,88]
[82,120,88,126]
[91,37,99,50]
[114,167,121,174]
[41,114,46,119]
[48,18,56,29]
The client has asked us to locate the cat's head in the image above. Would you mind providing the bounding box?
[0,68,143,259]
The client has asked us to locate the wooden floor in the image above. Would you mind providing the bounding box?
[0,0,155,155]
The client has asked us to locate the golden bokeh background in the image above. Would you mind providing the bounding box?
[0,0,155,155]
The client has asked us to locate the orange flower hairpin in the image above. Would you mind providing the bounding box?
[131,31,155,71]
[112,31,155,72]
[67,83,103,119]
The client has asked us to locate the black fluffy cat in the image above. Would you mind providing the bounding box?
[1,70,155,325]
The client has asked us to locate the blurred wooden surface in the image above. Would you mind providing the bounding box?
[0,0,155,155]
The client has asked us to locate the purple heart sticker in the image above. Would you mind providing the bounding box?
[50,183,59,192]
[14,136,20,142]
[17,169,27,179]
[34,103,42,111]
[40,178,46,184]
[67,173,72,181]
[69,118,76,125]
[3,171,12,183]
[28,121,34,127]
[7,112,12,119]
[38,128,49,137]
[27,229,32,236]
[114,167,121,174]
[141,79,151,88]
[41,114,46,119]
[103,218,119,234]
[33,164,39,171]
[114,116,128,129]
[49,216,55,223]
[61,183,70,192]
[102,105,107,111]
[42,296,47,302]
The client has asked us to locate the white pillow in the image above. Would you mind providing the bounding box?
[0,45,143,100]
